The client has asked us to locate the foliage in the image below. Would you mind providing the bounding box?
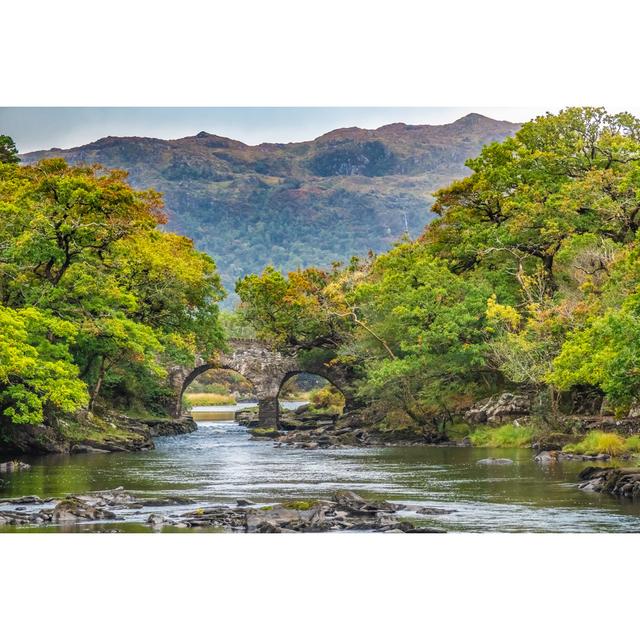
[469,423,535,447]
[0,305,88,423]
[0,158,224,429]
[0,135,19,165]
[563,430,628,456]
[183,392,235,406]
[235,108,640,429]
[624,435,640,453]
[309,385,345,412]
[236,264,356,350]
[352,242,493,420]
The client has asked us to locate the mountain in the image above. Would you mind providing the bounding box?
[21,113,520,301]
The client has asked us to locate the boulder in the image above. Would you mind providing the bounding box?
[578,466,640,498]
[52,497,117,523]
[464,393,531,424]
[0,460,31,473]
[477,458,514,465]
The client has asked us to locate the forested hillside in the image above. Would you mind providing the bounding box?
[236,107,640,450]
[21,114,519,296]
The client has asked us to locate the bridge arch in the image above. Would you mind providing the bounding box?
[168,339,358,429]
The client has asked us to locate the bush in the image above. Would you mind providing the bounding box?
[563,430,627,456]
[625,435,640,453]
[309,386,344,412]
[470,423,535,447]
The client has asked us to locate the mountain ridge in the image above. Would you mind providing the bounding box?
[21,114,520,302]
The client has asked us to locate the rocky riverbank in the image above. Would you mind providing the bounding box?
[238,405,448,448]
[0,487,450,533]
[0,411,197,458]
[577,466,640,499]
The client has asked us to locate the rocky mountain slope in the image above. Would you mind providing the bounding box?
[21,113,520,301]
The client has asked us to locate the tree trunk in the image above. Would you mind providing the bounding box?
[89,355,106,412]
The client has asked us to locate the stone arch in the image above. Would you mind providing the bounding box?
[179,363,259,410]
[168,339,359,429]
[278,370,347,405]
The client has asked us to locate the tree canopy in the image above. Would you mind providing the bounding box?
[236,107,640,428]
[0,155,224,424]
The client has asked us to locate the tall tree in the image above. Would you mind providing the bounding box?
[0,135,19,165]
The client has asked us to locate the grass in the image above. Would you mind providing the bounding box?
[563,430,628,456]
[469,423,535,448]
[624,435,640,453]
[184,392,235,406]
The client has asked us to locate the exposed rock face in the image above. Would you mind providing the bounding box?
[534,450,612,464]
[240,405,448,448]
[0,411,195,458]
[464,393,532,424]
[141,416,197,437]
[0,421,70,455]
[578,466,640,498]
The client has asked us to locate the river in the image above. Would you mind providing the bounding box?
[2,402,640,532]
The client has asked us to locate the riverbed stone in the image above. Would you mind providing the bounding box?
[578,467,640,498]
[0,461,31,473]
[52,497,117,522]
[477,458,514,465]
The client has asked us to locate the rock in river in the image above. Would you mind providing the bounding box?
[477,458,514,465]
[52,497,117,523]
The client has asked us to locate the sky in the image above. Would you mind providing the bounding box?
[0,107,546,154]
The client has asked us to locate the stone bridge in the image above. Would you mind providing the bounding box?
[168,339,358,428]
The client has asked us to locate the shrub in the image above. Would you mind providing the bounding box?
[563,430,627,456]
[470,423,535,447]
[309,386,344,412]
[625,435,640,453]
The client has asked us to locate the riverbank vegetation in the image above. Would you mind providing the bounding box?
[183,392,235,406]
[469,424,535,448]
[5,108,640,454]
[235,108,640,445]
[0,142,224,448]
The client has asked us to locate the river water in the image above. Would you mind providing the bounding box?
[2,403,640,532]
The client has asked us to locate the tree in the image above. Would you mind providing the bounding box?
[0,158,226,423]
[353,242,493,424]
[0,135,19,165]
[236,264,354,350]
[0,305,88,423]
[428,108,640,293]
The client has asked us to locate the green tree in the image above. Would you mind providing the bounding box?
[0,305,88,423]
[429,107,640,293]
[0,135,19,165]
[353,242,493,424]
